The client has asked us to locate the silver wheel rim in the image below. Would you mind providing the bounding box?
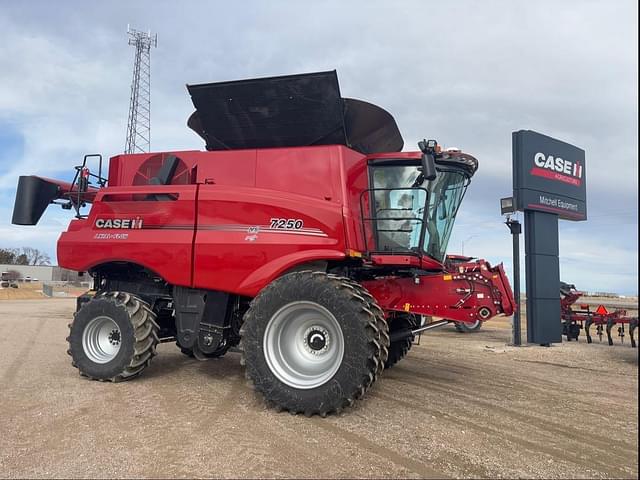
[264,301,344,389]
[466,320,481,329]
[82,316,122,363]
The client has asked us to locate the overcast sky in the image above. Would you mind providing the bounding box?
[0,0,637,294]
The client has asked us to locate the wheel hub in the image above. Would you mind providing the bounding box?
[303,326,329,354]
[82,316,121,364]
[108,329,121,346]
[263,301,345,389]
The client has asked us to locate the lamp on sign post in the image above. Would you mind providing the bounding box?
[501,196,515,216]
[501,196,522,346]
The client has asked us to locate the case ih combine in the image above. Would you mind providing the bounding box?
[12,71,515,415]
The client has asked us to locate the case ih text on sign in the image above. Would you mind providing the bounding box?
[531,152,583,187]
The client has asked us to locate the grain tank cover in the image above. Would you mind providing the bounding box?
[187,70,403,154]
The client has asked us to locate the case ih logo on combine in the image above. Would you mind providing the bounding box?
[94,217,143,229]
[531,152,583,187]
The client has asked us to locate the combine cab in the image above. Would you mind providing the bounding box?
[12,71,514,415]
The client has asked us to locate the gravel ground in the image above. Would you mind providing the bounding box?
[0,299,637,479]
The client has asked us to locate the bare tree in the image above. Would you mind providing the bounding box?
[0,247,51,266]
[20,247,51,266]
[0,248,18,264]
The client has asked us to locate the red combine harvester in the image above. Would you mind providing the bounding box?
[561,282,638,347]
[12,71,515,415]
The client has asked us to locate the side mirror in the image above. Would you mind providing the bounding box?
[418,139,438,181]
[421,152,437,181]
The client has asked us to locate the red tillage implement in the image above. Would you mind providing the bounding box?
[561,283,638,347]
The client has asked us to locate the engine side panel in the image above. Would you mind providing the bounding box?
[59,145,410,296]
[57,185,197,286]
[193,185,346,296]
[191,146,355,296]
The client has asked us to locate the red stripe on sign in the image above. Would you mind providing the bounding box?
[526,203,585,219]
[530,167,581,186]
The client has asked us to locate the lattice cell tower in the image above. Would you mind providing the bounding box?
[124,26,157,154]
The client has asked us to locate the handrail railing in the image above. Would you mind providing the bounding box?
[358,187,428,256]
[65,154,107,218]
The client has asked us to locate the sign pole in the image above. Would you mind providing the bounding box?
[506,218,522,346]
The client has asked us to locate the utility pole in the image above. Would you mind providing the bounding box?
[501,197,522,346]
[124,26,157,154]
[506,217,522,346]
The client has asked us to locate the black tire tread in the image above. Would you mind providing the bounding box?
[326,274,390,377]
[385,337,413,369]
[67,291,159,382]
[240,271,387,416]
[385,314,416,369]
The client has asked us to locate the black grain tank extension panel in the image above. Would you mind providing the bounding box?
[186,70,403,155]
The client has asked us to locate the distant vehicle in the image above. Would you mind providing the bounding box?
[1,272,19,288]
[1,276,19,289]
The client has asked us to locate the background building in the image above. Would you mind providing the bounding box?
[0,264,84,282]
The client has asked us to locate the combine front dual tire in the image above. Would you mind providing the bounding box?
[327,275,389,376]
[454,320,482,333]
[67,291,159,382]
[241,271,388,416]
[385,314,416,369]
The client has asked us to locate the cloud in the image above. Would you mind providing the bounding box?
[0,0,637,294]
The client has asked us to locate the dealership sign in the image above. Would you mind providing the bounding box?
[512,130,586,221]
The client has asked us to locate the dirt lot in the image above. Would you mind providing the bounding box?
[0,282,88,301]
[0,282,45,301]
[0,299,637,479]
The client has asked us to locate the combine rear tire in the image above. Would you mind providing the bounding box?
[454,320,482,333]
[241,271,385,416]
[67,291,159,381]
[385,314,416,369]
